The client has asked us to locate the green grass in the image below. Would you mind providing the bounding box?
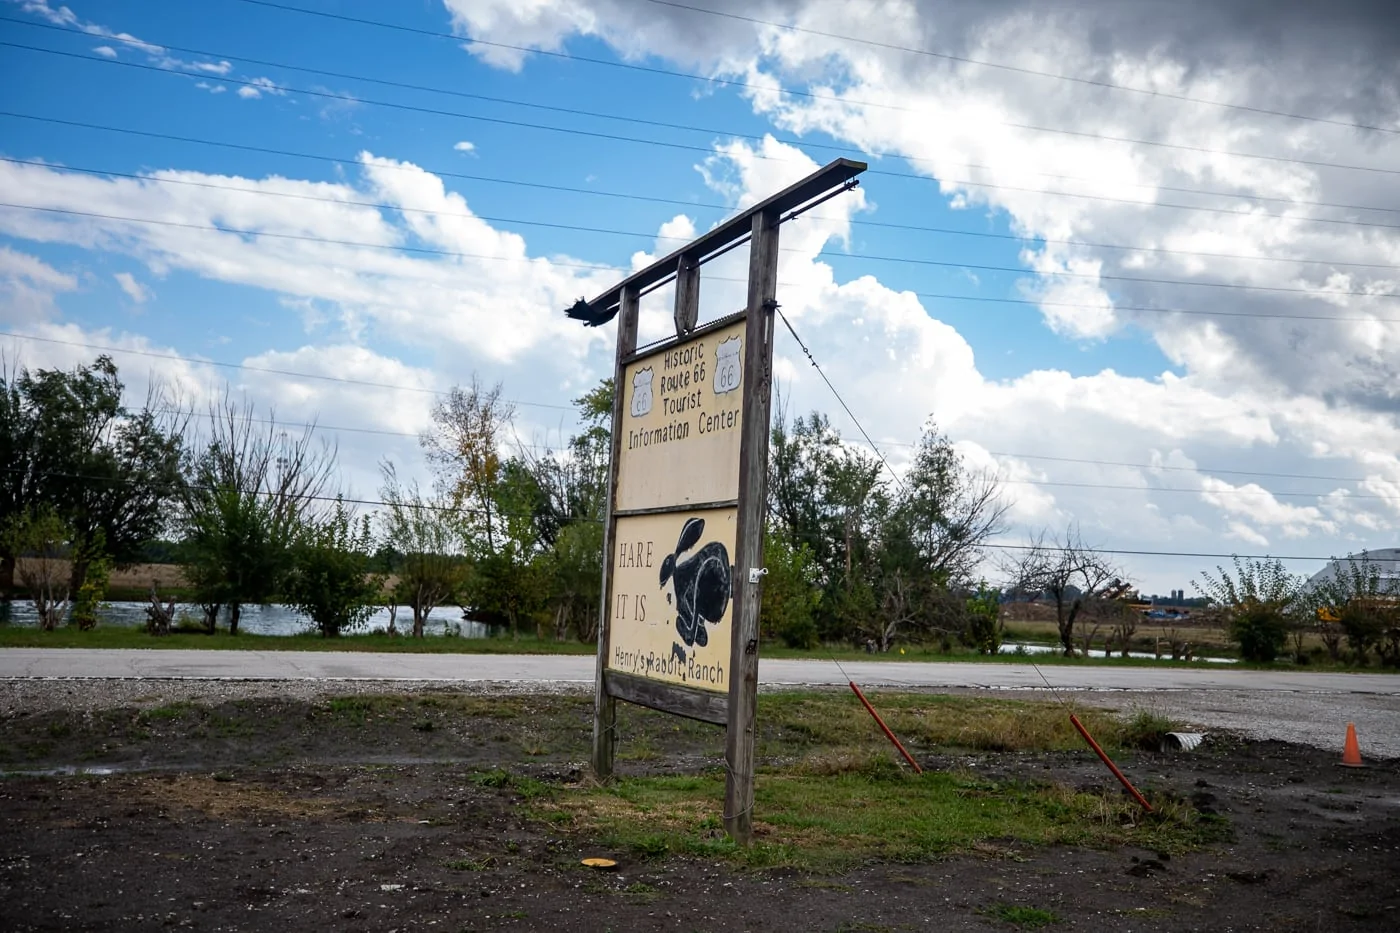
[537,757,1224,873]
[980,904,1061,929]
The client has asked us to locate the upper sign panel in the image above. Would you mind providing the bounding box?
[616,317,745,512]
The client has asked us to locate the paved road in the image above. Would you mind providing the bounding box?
[4,649,1398,757]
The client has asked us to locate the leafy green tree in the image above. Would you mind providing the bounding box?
[379,464,470,638]
[0,355,183,600]
[180,393,334,635]
[1195,556,1304,663]
[69,529,111,631]
[526,379,611,642]
[963,583,1004,655]
[759,528,822,648]
[284,498,379,637]
[3,507,72,630]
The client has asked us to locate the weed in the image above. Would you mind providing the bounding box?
[471,769,512,789]
[444,856,497,871]
[633,835,670,859]
[1120,710,1181,751]
[979,904,1061,928]
[622,882,657,895]
[46,722,72,739]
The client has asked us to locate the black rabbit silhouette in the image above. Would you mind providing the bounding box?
[659,517,732,651]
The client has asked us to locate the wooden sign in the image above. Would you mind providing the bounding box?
[582,158,868,845]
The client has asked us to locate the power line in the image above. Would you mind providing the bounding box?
[11,155,1400,273]
[775,307,907,492]
[13,14,1400,221]
[0,202,623,274]
[980,450,1376,486]
[6,166,1400,324]
[220,0,1400,175]
[0,330,576,411]
[8,108,1400,236]
[978,542,1341,563]
[641,0,1400,137]
[10,200,1400,306]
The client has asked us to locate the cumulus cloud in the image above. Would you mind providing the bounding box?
[453,141,476,153]
[432,0,1400,583]
[10,0,1400,588]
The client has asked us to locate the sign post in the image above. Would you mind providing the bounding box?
[575,159,867,844]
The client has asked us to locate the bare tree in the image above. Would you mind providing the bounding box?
[179,391,336,635]
[1004,525,1124,656]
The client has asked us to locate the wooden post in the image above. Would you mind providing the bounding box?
[673,255,699,337]
[723,209,780,843]
[592,283,640,781]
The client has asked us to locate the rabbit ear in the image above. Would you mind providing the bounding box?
[675,517,705,554]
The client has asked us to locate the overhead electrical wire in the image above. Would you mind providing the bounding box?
[9,458,1378,563]
[11,14,1400,221]
[8,200,1400,305]
[10,152,1400,274]
[222,0,1400,166]
[7,31,1400,188]
[6,110,1399,231]
[8,329,1388,498]
[640,0,1400,137]
[0,330,575,411]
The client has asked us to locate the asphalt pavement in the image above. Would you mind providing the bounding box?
[3,648,1398,757]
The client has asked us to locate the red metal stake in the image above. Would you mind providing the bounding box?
[1069,713,1153,812]
[848,681,923,774]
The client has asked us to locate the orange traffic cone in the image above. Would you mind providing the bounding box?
[1340,722,1365,768]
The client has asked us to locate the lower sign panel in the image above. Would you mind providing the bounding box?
[607,507,737,693]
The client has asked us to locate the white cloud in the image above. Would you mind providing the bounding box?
[453,141,476,153]
[17,0,230,75]
[113,272,150,304]
[10,0,1400,589]
[0,246,76,323]
[237,77,286,100]
[195,81,227,95]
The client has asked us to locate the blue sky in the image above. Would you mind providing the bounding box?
[4,0,1400,593]
[1,0,1172,382]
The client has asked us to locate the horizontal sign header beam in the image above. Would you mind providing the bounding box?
[583,158,866,319]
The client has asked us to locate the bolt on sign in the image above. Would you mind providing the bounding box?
[566,158,867,846]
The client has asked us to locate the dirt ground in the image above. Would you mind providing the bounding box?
[1,684,1397,932]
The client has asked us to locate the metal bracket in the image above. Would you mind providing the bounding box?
[747,567,769,585]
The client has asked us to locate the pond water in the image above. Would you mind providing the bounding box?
[0,600,496,638]
[998,641,1237,664]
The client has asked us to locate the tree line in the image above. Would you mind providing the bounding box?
[5,354,1395,665]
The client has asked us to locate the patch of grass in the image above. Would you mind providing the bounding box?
[1119,710,1181,751]
[141,701,198,722]
[979,904,1061,928]
[544,757,1221,873]
[758,692,1152,756]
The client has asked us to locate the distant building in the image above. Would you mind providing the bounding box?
[1305,548,1400,595]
